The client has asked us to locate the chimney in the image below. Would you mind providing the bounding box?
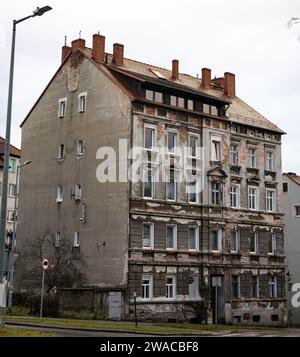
[172,59,179,80]
[113,43,124,66]
[71,38,86,53]
[61,45,71,63]
[92,34,105,63]
[224,72,236,98]
[201,68,211,89]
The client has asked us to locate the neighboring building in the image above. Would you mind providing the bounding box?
[0,136,21,247]
[282,172,300,324]
[17,34,286,325]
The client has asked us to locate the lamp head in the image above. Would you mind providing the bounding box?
[33,6,52,17]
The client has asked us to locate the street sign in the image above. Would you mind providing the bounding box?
[42,257,50,272]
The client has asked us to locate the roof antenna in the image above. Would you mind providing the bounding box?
[64,36,67,46]
[79,30,82,39]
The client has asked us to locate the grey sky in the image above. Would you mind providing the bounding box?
[1,0,299,172]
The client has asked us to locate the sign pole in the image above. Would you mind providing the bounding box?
[40,269,45,319]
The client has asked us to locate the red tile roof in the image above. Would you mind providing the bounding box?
[0,136,21,158]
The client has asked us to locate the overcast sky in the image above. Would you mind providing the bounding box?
[1,0,299,172]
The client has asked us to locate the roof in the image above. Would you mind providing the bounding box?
[21,44,285,134]
[0,136,21,158]
[283,172,300,186]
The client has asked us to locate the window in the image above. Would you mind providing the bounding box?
[78,92,87,112]
[230,230,239,253]
[189,135,199,158]
[166,276,176,299]
[266,151,274,171]
[231,125,238,133]
[211,229,222,252]
[58,144,65,160]
[73,231,80,247]
[187,99,194,111]
[230,185,240,209]
[248,187,258,210]
[266,189,276,212]
[248,129,256,137]
[170,95,177,106]
[232,275,240,299]
[58,98,67,118]
[167,132,177,153]
[211,137,221,161]
[8,184,16,197]
[187,180,197,204]
[7,210,14,222]
[211,106,218,116]
[203,104,210,114]
[146,90,153,101]
[75,184,81,200]
[143,170,154,199]
[9,158,16,173]
[166,175,176,201]
[189,274,200,299]
[77,140,84,156]
[269,276,277,298]
[56,186,63,203]
[144,127,155,150]
[188,227,199,251]
[142,223,154,249]
[248,148,257,168]
[282,182,288,193]
[55,232,60,248]
[295,205,300,217]
[211,182,221,205]
[268,232,276,255]
[166,225,177,250]
[249,232,258,254]
[230,144,238,165]
[251,276,259,298]
[170,95,185,108]
[145,90,163,103]
[266,133,273,141]
[178,97,184,108]
[142,275,153,300]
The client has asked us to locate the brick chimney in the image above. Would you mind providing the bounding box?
[172,59,179,80]
[224,72,235,98]
[201,68,211,89]
[113,43,124,66]
[92,34,105,63]
[61,45,71,63]
[71,38,86,53]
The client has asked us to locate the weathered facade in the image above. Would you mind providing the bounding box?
[17,34,286,325]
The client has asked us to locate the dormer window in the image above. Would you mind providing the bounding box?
[145,90,163,103]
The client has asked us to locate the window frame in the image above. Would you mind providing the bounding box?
[58,144,65,160]
[230,143,238,165]
[248,186,258,211]
[268,231,277,255]
[248,147,257,168]
[8,183,16,197]
[7,209,14,222]
[56,186,63,203]
[295,205,300,217]
[188,226,199,251]
[75,183,82,201]
[73,231,80,248]
[78,92,87,113]
[166,174,177,202]
[166,275,177,299]
[58,97,67,118]
[230,184,240,209]
[211,181,222,206]
[167,130,178,154]
[166,224,177,250]
[142,274,153,300]
[230,229,240,254]
[269,276,277,298]
[211,135,221,162]
[188,134,200,159]
[142,223,154,249]
[77,140,84,156]
[144,124,156,151]
[249,231,258,254]
[143,168,155,199]
[266,188,276,213]
[211,228,222,253]
[265,150,274,171]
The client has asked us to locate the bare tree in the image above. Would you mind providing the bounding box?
[15,229,87,293]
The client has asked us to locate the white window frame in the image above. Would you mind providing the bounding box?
[230,185,240,209]
[187,180,198,204]
[188,134,200,158]
[166,224,177,250]
[143,169,155,199]
[211,182,222,206]
[189,273,200,300]
[75,183,82,201]
[188,226,199,251]
[265,151,274,171]
[58,144,65,160]
[266,188,276,213]
[249,231,258,254]
[230,143,238,165]
[230,229,240,253]
[56,186,63,203]
[269,276,277,298]
[142,223,154,249]
[248,186,258,211]
[167,130,177,154]
[73,231,80,248]
[78,92,87,113]
[58,97,67,118]
[211,228,222,253]
[268,231,277,255]
[144,124,156,151]
[248,147,257,168]
[166,175,176,202]
[7,210,14,222]
[166,275,177,299]
[77,140,84,156]
[8,183,16,197]
[211,135,221,162]
[142,274,153,300]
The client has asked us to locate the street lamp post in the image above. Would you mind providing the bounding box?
[0,6,52,282]
[7,160,32,310]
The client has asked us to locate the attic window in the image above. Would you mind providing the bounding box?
[146,90,163,103]
[149,68,166,79]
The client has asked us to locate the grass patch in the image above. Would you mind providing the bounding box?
[0,327,59,337]
[60,310,104,320]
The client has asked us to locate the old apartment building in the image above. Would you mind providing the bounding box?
[17,33,286,325]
